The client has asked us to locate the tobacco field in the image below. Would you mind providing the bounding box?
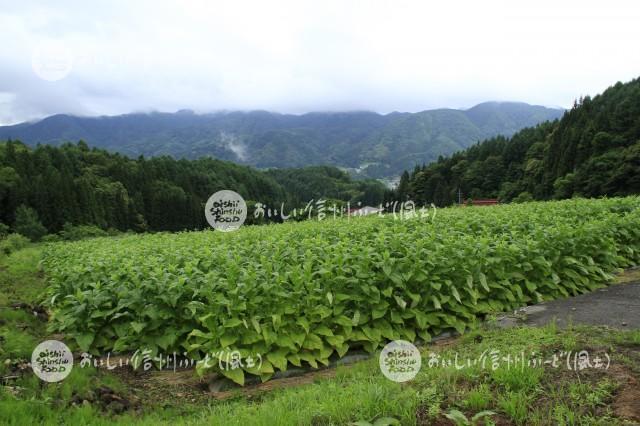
[42,197,640,384]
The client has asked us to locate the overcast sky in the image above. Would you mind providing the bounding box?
[1,0,639,125]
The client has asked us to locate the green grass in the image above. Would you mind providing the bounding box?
[0,246,47,365]
[0,246,46,305]
[498,391,531,425]
[615,329,640,345]
[463,384,492,411]
[491,364,544,393]
[567,379,617,411]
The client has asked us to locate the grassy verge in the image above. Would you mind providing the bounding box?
[1,246,639,425]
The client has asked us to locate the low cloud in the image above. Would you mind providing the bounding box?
[1,0,639,125]
[221,132,248,162]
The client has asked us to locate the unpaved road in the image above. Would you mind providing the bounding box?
[500,269,640,329]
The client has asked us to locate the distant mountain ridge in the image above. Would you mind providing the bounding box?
[0,102,564,178]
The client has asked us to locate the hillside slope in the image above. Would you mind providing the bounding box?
[0,103,563,178]
[0,141,387,234]
[398,77,640,205]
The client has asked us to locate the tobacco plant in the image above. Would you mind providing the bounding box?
[43,197,640,384]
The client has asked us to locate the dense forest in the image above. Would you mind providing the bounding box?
[395,77,640,205]
[0,141,387,239]
[265,166,387,207]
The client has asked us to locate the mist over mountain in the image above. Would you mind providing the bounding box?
[0,102,564,179]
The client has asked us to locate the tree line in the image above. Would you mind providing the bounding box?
[0,141,387,240]
[393,77,640,205]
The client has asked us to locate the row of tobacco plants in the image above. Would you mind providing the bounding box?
[42,197,640,384]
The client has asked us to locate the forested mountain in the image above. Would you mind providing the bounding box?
[0,103,563,178]
[396,77,640,206]
[0,141,387,236]
[265,166,387,207]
